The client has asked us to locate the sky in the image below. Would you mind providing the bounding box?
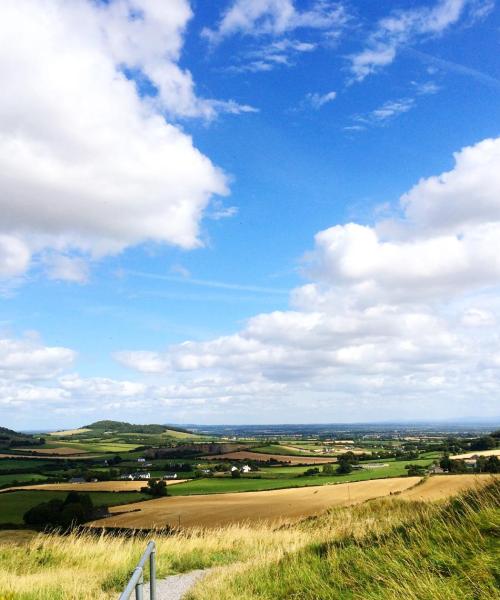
[1,0,500,429]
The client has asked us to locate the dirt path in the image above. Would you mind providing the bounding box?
[144,569,211,600]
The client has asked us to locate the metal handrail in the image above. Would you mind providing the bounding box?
[119,540,157,600]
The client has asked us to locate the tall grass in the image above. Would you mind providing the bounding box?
[0,479,497,600]
[188,479,500,600]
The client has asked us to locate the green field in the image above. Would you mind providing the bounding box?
[168,459,432,496]
[0,473,47,487]
[0,490,149,525]
[0,459,57,471]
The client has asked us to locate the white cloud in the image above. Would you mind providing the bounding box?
[349,0,493,81]
[0,0,253,282]
[111,136,500,420]
[401,137,500,234]
[203,0,348,43]
[230,38,317,73]
[0,333,75,381]
[307,90,337,109]
[44,254,90,284]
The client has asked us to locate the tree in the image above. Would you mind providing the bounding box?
[322,464,336,475]
[23,493,94,528]
[231,469,241,478]
[440,455,452,471]
[141,479,168,497]
[405,464,426,477]
[471,436,497,451]
[336,460,353,475]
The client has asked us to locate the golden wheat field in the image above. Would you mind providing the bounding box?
[398,473,496,501]
[203,450,338,464]
[450,448,500,459]
[90,477,421,529]
[0,480,188,494]
[48,428,92,436]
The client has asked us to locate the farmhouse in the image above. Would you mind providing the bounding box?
[241,465,252,473]
[162,473,178,480]
[69,477,85,484]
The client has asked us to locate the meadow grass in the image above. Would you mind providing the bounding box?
[0,479,497,600]
[188,479,500,600]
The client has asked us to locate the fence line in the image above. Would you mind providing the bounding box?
[119,540,157,600]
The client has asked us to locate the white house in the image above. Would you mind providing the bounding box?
[137,458,146,463]
[163,473,178,480]
[136,472,151,480]
[230,466,239,472]
[241,465,251,473]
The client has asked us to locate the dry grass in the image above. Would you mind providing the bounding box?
[203,451,338,464]
[0,475,496,600]
[399,474,491,501]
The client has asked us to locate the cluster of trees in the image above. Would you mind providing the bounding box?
[141,479,168,497]
[440,455,499,474]
[405,464,428,476]
[322,452,360,475]
[23,492,99,528]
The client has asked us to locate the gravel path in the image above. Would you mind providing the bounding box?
[143,569,211,600]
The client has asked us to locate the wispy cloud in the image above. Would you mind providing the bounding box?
[203,0,349,44]
[349,0,494,82]
[228,38,316,73]
[352,97,416,127]
[123,270,290,295]
[407,47,500,91]
[307,90,337,109]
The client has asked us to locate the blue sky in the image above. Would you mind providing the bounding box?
[1,0,500,429]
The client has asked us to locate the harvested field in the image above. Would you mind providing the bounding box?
[0,479,188,493]
[48,428,91,436]
[203,451,337,465]
[90,477,420,529]
[16,446,88,455]
[399,474,497,501]
[450,448,500,459]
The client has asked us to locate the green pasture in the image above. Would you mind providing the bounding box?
[168,458,432,496]
[0,490,149,525]
[0,473,47,487]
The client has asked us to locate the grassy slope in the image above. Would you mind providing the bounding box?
[0,480,497,600]
[0,490,148,525]
[188,480,500,600]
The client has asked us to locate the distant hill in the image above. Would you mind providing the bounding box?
[0,426,43,449]
[84,420,193,435]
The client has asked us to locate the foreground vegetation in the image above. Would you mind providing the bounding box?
[0,478,497,599]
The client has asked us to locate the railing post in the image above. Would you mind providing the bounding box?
[135,567,144,600]
[150,543,157,600]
